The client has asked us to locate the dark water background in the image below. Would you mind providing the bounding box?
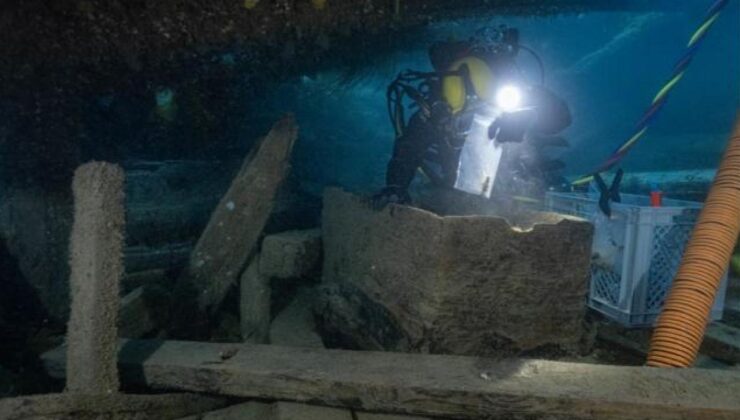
[248,1,740,194]
[30,1,738,195]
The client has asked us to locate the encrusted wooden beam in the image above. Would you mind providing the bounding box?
[43,339,740,420]
[0,393,227,420]
[65,162,125,394]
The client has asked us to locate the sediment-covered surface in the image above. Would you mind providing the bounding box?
[318,188,593,357]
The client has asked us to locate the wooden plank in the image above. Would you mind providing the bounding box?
[0,393,227,420]
[355,413,431,420]
[182,116,297,314]
[42,339,740,420]
[178,401,358,420]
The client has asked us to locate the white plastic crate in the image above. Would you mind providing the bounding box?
[545,192,727,327]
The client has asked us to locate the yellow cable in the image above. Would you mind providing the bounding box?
[688,12,720,47]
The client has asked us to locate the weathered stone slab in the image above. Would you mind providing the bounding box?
[241,257,271,344]
[270,288,324,348]
[66,162,125,394]
[0,393,227,420]
[260,229,322,279]
[182,116,297,314]
[320,188,593,357]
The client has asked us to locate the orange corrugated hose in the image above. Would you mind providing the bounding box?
[647,111,740,367]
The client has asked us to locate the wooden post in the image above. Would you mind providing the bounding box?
[65,162,125,394]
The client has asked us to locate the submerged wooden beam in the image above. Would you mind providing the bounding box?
[182,115,297,315]
[0,393,227,420]
[43,339,740,420]
[66,162,125,394]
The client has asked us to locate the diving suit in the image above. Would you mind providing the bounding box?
[376,26,572,206]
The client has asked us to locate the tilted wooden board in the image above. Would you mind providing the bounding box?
[42,340,740,420]
[182,115,297,313]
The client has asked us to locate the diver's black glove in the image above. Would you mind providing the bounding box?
[371,186,411,210]
[488,109,535,143]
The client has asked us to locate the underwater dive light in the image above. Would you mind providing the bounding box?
[495,84,523,112]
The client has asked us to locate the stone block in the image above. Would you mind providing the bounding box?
[260,229,322,279]
[270,288,324,348]
[319,188,593,357]
[241,257,271,343]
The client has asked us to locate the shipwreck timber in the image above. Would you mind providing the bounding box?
[41,339,740,420]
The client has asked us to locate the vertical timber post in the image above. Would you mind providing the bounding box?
[65,162,125,394]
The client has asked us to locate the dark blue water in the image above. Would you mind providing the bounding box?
[250,1,740,193]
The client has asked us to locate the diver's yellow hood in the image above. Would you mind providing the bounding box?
[441,56,495,114]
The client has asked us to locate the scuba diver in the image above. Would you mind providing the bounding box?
[375,26,572,207]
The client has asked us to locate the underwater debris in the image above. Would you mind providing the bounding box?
[0,162,228,418]
[240,257,271,344]
[319,188,594,357]
[66,162,125,395]
[270,288,325,349]
[0,393,227,420]
[244,0,260,10]
[260,229,322,280]
[118,284,171,339]
[40,338,740,419]
[180,115,297,317]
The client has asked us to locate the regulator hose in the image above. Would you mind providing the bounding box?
[647,111,740,368]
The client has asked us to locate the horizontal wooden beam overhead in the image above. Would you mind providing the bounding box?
[43,339,740,420]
